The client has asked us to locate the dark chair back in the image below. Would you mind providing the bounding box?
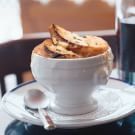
[0,37,44,96]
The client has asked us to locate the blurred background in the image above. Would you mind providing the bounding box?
[0,0,115,43]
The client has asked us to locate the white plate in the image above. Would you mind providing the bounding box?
[1,78,135,129]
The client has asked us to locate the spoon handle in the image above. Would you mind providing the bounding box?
[38,108,56,130]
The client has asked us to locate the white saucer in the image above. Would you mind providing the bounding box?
[1,78,135,129]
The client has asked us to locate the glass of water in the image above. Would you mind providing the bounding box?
[116,0,135,85]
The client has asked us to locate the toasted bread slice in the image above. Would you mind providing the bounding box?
[33,39,81,59]
[49,24,64,45]
[49,24,87,46]
[44,39,81,58]
[49,24,109,57]
[68,35,109,57]
[32,40,61,58]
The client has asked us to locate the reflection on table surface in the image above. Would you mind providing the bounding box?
[0,0,115,43]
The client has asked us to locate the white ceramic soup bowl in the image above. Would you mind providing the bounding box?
[31,48,113,115]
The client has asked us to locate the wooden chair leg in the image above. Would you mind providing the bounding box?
[16,73,23,85]
[0,78,6,96]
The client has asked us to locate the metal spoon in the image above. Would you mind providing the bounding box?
[24,89,56,130]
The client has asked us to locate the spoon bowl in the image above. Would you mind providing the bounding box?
[24,89,56,130]
[24,89,49,109]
